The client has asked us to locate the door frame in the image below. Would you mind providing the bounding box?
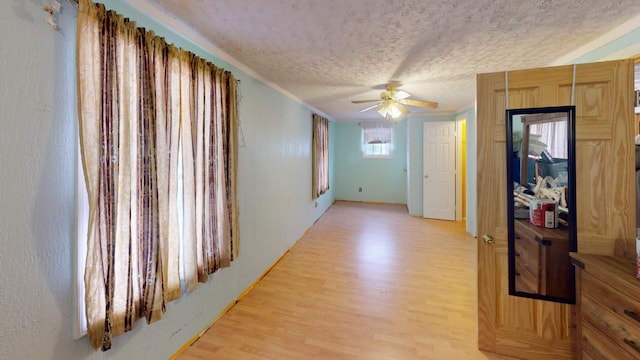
[455,116,466,221]
[406,120,411,212]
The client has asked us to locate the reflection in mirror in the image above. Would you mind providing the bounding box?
[506,106,576,304]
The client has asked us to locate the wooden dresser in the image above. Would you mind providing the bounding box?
[570,253,640,359]
[514,219,571,298]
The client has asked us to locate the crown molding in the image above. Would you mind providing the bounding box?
[549,12,640,65]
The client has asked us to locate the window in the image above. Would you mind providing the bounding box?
[362,123,394,159]
[530,121,568,158]
[76,0,239,350]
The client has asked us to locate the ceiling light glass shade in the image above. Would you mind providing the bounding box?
[388,103,402,118]
[378,104,390,118]
[377,101,404,120]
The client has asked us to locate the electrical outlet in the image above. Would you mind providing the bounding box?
[358,187,362,192]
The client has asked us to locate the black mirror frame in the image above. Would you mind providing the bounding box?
[506,105,577,304]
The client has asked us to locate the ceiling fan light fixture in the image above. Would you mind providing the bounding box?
[388,103,402,119]
[377,101,403,120]
[352,83,438,119]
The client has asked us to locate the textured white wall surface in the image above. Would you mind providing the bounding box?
[0,0,79,358]
[0,1,333,359]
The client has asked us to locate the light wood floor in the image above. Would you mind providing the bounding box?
[177,201,516,359]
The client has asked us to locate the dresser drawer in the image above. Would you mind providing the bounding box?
[581,320,637,360]
[515,261,538,293]
[582,271,640,334]
[581,284,640,357]
[571,254,640,360]
[514,234,540,277]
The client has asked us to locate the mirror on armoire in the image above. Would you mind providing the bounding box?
[506,106,577,303]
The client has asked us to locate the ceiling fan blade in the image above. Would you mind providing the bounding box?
[396,102,409,114]
[400,99,439,109]
[395,90,411,100]
[359,102,382,112]
[351,99,380,104]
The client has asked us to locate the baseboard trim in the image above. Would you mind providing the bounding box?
[335,199,407,206]
[168,235,303,359]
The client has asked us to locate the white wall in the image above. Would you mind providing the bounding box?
[333,121,407,204]
[0,1,334,359]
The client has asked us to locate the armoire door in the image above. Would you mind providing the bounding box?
[477,59,634,359]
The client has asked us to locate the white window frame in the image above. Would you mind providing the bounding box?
[361,123,394,159]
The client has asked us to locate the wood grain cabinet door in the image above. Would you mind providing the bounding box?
[476,59,634,360]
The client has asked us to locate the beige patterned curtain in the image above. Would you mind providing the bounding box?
[312,114,329,199]
[76,0,239,350]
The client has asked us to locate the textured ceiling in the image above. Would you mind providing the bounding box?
[143,0,640,121]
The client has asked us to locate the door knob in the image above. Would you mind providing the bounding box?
[482,235,495,246]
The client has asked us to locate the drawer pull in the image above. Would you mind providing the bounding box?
[624,309,640,324]
[624,338,640,354]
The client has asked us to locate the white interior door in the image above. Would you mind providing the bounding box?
[423,121,455,220]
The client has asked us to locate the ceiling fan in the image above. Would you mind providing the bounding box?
[351,84,439,119]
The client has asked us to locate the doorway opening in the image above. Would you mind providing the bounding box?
[456,118,468,221]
